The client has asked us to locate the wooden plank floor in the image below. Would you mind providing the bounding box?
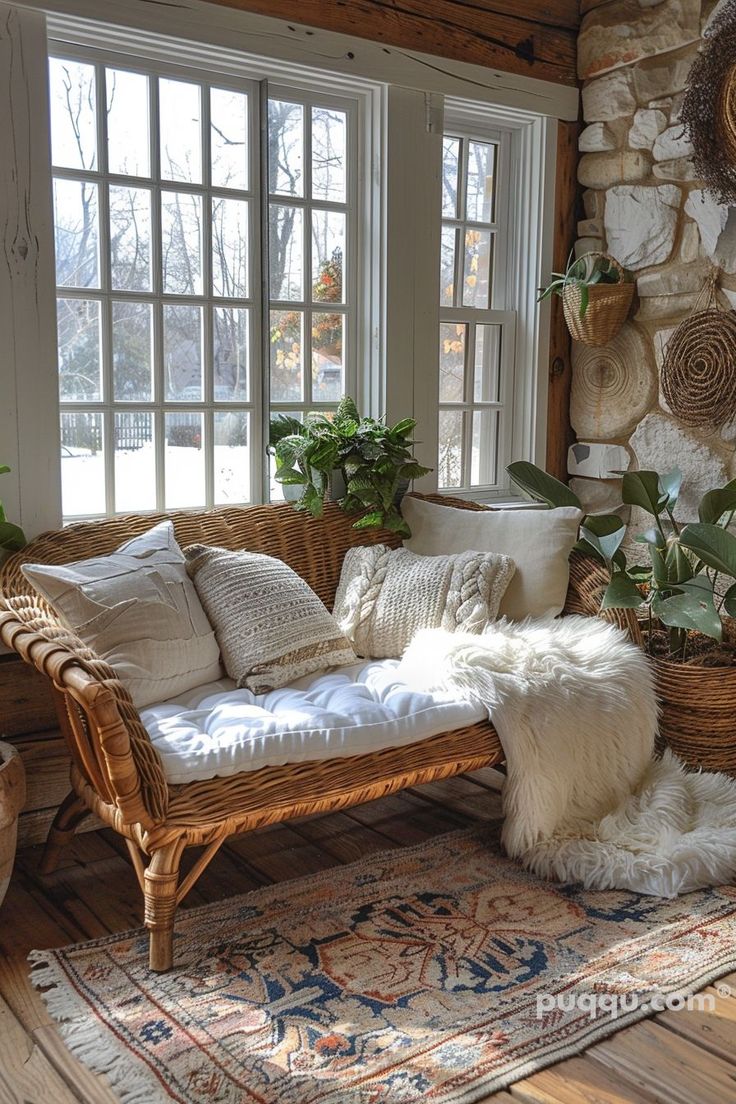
[2,769,736,1104]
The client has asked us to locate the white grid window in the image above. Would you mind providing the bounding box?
[49,52,357,518]
[438,129,515,493]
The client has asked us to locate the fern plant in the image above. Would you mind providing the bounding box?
[268,398,431,537]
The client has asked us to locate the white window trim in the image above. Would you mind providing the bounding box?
[1,1,566,534]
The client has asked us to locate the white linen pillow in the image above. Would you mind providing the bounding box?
[401,497,582,621]
[21,521,223,708]
[333,543,516,658]
[184,544,357,692]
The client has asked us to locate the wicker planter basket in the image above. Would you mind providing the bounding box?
[654,657,736,775]
[562,256,634,348]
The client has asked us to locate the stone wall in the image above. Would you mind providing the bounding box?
[571,0,736,528]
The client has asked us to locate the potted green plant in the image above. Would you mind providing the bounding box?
[268,397,431,537]
[538,251,633,347]
[0,466,25,566]
[507,460,736,773]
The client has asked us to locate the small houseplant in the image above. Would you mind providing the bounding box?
[538,252,633,347]
[0,466,25,565]
[269,397,431,538]
[508,460,736,772]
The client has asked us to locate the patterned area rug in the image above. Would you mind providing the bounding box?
[31,827,736,1104]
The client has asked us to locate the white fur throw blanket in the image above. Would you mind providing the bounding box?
[398,616,736,897]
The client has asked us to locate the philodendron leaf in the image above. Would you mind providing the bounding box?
[0,465,10,475]
[621,470,667,516]
[665,541,694,585]
[698,478,736,525]
[275,468,308,485]
[579,282,589,319]
[653,586,722,642]
[580,515,625,564]
[724,583,736,618]
[635,528,666,548]
[0,521,25,551]
[680,522,736,578]
[601,572,645,610]
[506,462,581,509]
[659,467,683,511]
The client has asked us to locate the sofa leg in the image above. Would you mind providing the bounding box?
[144,843,182,972]
[39,791,90,874]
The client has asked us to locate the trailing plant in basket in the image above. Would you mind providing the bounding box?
[538,252,628,319]
[507,460,736,662]
[269,398,431,537]
[0,466,25,556]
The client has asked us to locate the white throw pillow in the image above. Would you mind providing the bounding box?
[401,498,582,621]
[22,521,223,708]
[185,544,357,692]
[333,544,516,658]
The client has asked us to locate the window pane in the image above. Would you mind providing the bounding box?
[109,185,152,291]
[270,309,303,403]
[49,58,97,171]
[160,78,202,183]
[438,409,464,489]
[442,137,460,218]
[112,301,153,401]
[466,141,495,223]
[211,88,248,190]
[61,413,105,516]
[161,191,202,295]
[311,107,346,202]
[165,412,205,508]
[164,304,203,401]
[57,298,101,401]
[53,179,99,288]
[472,409,498,486]
[212,197,248,298]
[474,325,501,403]
[462,229,492,309]
[269,205,303,301]
[440,226,456,308]
[439,322,465,402]
[214,411,249,504]
[312,313,343,402]
[115,412,155,512]
[268,100,303,197]
[312,211,345,304]
[106,69,150,177]
[214,307,249,401]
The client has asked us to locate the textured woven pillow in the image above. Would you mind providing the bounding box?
[332,544,516,658]
[184,545,356,692]
[401,497,582,621]
[21,521,223,709]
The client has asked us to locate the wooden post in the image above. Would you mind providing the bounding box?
[0,4,61,539]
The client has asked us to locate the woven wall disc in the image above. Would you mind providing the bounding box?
[571,324,656,439]
[681,0,736,205]
[660,308,736,429]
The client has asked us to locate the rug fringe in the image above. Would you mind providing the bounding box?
[29,951,169,1104]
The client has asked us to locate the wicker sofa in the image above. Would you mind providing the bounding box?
[0,494,622,970]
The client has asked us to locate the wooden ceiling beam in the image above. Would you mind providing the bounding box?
[200,0,579,86]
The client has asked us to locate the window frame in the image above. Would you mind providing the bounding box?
[47,34,376,520]
[437,123,517,496]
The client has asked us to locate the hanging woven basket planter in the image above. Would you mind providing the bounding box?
[561,255,634,348]
[660,271,736,430]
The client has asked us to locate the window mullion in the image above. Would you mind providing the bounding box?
[258,78,271,504]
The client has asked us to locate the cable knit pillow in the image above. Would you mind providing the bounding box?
[333,544,516,658]
[185,544,357,692]
[21,521,223,709]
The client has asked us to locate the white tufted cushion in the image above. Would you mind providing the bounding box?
[140,660,486,784]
